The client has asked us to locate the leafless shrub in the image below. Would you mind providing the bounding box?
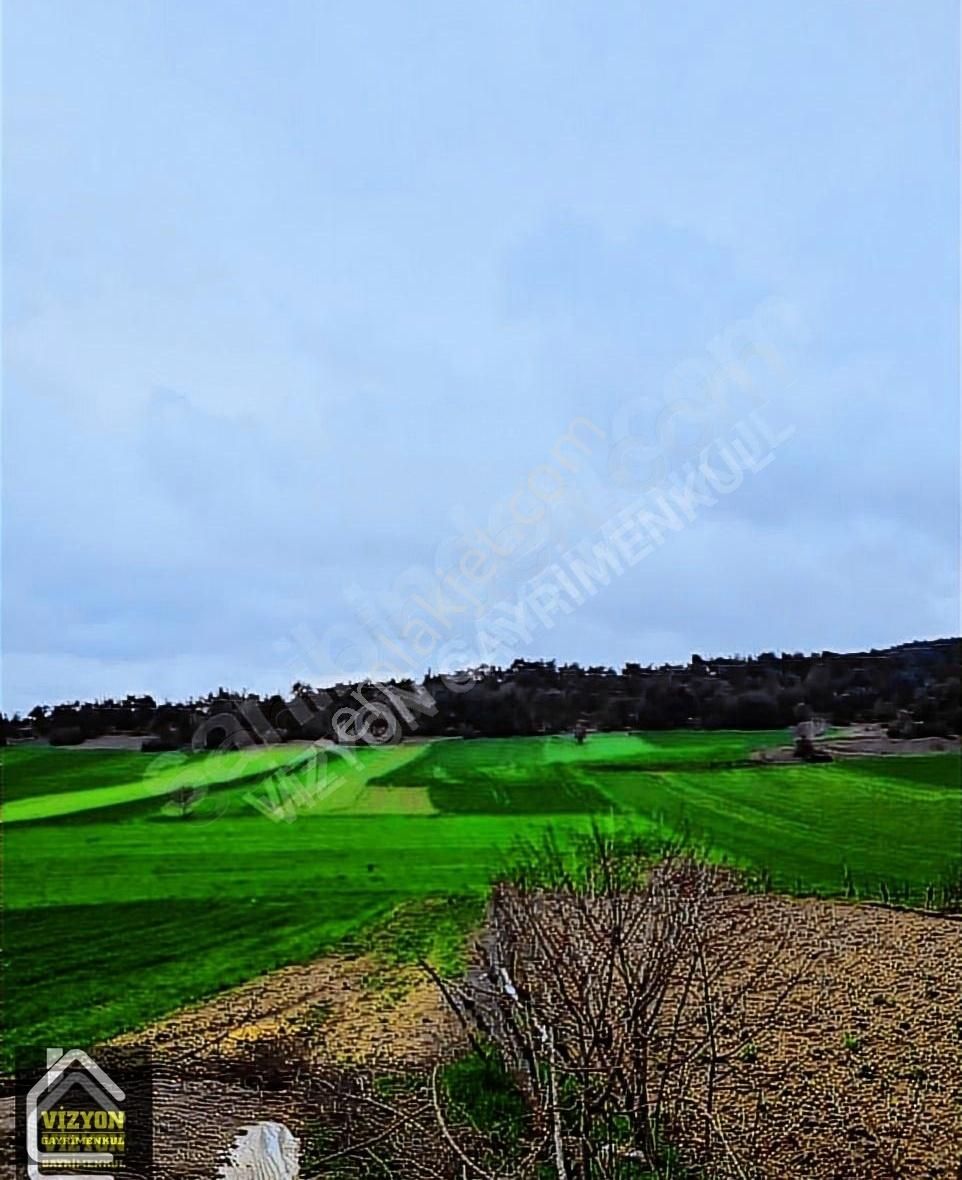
[146,831,824,1178]
[422,830,817,1178]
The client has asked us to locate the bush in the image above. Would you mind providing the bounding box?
[49,726,85,746]
[141,736,180,752]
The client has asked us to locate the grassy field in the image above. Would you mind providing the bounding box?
[3,731,959,1063]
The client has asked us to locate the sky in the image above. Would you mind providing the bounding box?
[3,0,959,713]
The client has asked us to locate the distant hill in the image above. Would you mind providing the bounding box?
[6,637,959,749]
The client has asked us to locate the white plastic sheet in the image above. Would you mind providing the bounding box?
[219,1121,300,1180]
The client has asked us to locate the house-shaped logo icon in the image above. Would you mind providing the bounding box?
[25,1047,126,1180]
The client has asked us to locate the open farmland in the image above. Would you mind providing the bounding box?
[3,731,960,1063]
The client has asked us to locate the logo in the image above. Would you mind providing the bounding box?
[16,1046,153,1179]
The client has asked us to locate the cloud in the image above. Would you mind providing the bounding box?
[3,0,958,713]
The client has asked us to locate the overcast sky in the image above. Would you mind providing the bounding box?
[3,0,959,713]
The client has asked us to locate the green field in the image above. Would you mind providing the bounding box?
[3,732,960,1063]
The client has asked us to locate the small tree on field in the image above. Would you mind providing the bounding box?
[168,784,201,819]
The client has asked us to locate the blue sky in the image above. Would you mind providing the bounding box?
[3,0,959,712]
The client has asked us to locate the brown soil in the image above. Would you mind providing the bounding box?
[103,896,962,1179]
[0,957,461,1180]
[113,952,462,1072]
[671,895,962,1179]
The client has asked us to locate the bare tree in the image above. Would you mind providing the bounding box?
[420,831,815,1178]
[146,831,818,1179]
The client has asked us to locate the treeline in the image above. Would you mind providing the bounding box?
[5,637,959,749]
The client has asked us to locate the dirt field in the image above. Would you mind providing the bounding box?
[669,895,962,1179]
[113,951,461,1071]
[60,734,154,750]
[752,723,960,763]
[70,894,958,1179]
